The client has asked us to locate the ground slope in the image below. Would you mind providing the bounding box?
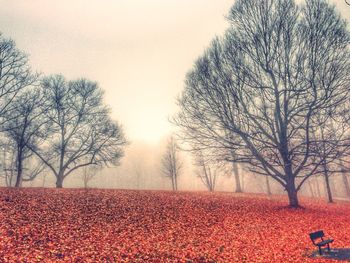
[0,188,349,262]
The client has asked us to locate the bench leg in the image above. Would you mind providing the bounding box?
[327,244,331,252]
[318,246,322,255]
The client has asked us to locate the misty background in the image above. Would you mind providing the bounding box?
[0,0,349,199]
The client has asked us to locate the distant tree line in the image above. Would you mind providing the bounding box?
[0,33,127,188]
[174,0,350,207]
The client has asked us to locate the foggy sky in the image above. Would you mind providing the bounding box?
[0,0,233,143]
[0,0,348,144]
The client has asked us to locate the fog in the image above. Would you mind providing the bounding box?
[0,1,349,201]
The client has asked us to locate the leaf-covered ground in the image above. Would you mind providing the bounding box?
[0,188,349,262]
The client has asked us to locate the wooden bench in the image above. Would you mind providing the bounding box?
[309,230,334,255]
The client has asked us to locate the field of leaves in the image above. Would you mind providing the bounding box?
[0,188,349,262]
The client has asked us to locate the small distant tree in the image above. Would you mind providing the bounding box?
[28,75,127,188]
[339,159,350,197]
[195,152,218,192]
[0,139,16,186]
[81,164,102,189]
[133,161,143,190]
[304,176,320,198]
[41,173,48,187]
[161,136,182,191]
[265,176,272,196]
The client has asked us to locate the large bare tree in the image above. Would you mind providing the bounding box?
[174,0,350,207]
[28,75,127,188]
[161,136,182,191]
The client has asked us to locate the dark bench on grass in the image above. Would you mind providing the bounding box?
[309,230,334,255]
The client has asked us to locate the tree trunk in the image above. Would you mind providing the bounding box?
[241,173,245,192]
[84,178,88,189]
[174,174,178,191]
[315,177,321,197]
[15,149,23,188]
[14,168,22,187]
[136,171,140,190]
[323,164,333,203]
[232,162,242,193]
[341,171,350,197]
[286,188,299,207]
[339,159,350,196]
[286,178,299,208]
[56,174,64,188]
[171,175,175,191]
[308,180,314,197]
[266,175,272,195]
[42,174,47,187]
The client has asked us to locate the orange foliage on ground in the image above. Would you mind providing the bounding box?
[0,188,349,262]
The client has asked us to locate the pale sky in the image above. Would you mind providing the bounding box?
[0,0,349,144]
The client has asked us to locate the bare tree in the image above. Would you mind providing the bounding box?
[194,152,218,192]
[28,75,127,188]
[161,136,182,191]
[315,177,321,198]
[0,137,45,187]
[41,173,48,187]
[339,159,350,197]
[310,104,350,202]
[265,176,272,196]
[133,161,143,190]
[0,139,16,186]
[3,88,47,187]
[81,164,102,189]
[174,0,350,207]
[0,34,37,128]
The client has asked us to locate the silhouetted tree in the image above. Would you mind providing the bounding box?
[174,0,350,207]
[315,177,321,197]
[339,159,350,197]
[0,139,16,186]
[307,180,314,197]
[161,136,182,191]
[266,176,272,196]
[194,152,218,192]
[310,105,350,202]
[81,164,102,189]
[28,75,127,188]
[0,137,45,187]
[3,88,47,187]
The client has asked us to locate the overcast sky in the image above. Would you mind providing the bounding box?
[0,0,349,144]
